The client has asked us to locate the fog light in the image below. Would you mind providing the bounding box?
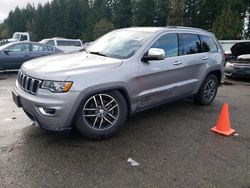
[39,107,56,116]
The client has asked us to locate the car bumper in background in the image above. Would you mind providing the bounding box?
[224,62,250,78]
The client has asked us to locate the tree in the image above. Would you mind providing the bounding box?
[114,0,132,28]
[0,0,249,41]
[93,18,114,39]
[167,0,186,26]
[212,0,243,39]
[133,0,155,26]
[154,0,170,26]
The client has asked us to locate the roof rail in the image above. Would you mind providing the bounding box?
[166,26,208,32]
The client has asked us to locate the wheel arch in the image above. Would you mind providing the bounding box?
[207,69,222,85]
[67,85,132,128]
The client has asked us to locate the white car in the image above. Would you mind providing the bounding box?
[39,38,83,52]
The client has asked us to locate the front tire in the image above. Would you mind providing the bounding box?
[75,91,128,139]
[194,74,219,106]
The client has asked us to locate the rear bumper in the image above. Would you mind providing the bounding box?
[224,63,250,78]
[12,83,81,131]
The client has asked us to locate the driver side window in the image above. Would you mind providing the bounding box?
[8,44,30,52]
[152,33,178,58]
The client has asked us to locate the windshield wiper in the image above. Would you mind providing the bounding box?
[88,51,107,57]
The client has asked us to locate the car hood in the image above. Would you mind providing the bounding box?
[21,52,123,80]
[231,42,250,57]
[7,38,17,42]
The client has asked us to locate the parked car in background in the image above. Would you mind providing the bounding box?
[219,40,250,61]
[0,32,31,46]
[13,27,224,139]
[39,38,83,52]
[224,42,250,78]
[0,41,62,72]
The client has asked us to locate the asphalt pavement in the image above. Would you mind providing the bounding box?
[0,73,250,188]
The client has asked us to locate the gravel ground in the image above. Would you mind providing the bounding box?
[0,73,250,188]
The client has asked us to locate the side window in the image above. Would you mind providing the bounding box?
[57,40,81,46]
[32,44,47,52]
[151,33,178,58]
[8,44,30,52]
[47,46,54,51]
[20,35,28,41]
[200,35,218,52]
[179,34,202,55]
[46,40,55,47]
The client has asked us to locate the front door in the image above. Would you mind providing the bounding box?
[3,43,31,70]
[138,33,184,108]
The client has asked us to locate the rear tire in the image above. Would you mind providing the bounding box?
[75,91,128,139]
[194,74,218,106]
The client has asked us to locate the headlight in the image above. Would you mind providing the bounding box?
[41,81,73,93]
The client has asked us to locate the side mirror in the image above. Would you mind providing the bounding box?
[142,48,165,62]
[4,49,10,54]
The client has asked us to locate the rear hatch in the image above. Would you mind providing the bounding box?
[230,42,250,64]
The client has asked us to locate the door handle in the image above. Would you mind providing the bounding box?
[202,56,208,60]
[173,61,182,65]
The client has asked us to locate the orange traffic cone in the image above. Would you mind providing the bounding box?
[211,103,235,136]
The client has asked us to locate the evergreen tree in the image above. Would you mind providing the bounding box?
[212,0,243,39]
[0,0,249,41]
[133,0,155,26]
[114,0,132,28]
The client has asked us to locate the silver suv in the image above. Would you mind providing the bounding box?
[12,27,224,139]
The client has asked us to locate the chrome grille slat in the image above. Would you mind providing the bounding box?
[30,79,35,94]
[17,72,42,95]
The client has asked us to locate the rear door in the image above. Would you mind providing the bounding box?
[30,43,52,58]
[3,43,31,70]
[175,33,206,95]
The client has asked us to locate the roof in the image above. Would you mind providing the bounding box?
[119,26,211,34]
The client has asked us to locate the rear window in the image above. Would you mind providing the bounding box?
[32,44,47,52]
[199,35,218,52]
[47,46,54,51]
[57,40,81,46]
[46,40,55,47]
[179,34,202,55]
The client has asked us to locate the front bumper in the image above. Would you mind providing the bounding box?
[224,63,250,78]
[12,83,81,131]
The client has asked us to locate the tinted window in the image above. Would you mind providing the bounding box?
[152,33,178,58]
[8,44,30,52]
[47,40,55,47]
[20,35,28,41]
[200,35,218,52]
[47,46,54,51]
[32,44,47,52]
[57,40,81,46]
[179,34,202,55]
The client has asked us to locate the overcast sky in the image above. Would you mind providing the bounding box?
[0,0,52,23]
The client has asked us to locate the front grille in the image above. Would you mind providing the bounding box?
[17,72,42,95]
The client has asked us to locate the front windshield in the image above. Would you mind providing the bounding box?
[13,33,20,40]
[87,30,152,59]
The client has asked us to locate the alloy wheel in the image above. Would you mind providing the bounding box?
[82,94,120,131]
[203,79,217,101]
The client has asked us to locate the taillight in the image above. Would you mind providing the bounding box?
[224,53,229,61]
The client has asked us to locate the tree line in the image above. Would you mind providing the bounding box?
[0,0,249,42]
